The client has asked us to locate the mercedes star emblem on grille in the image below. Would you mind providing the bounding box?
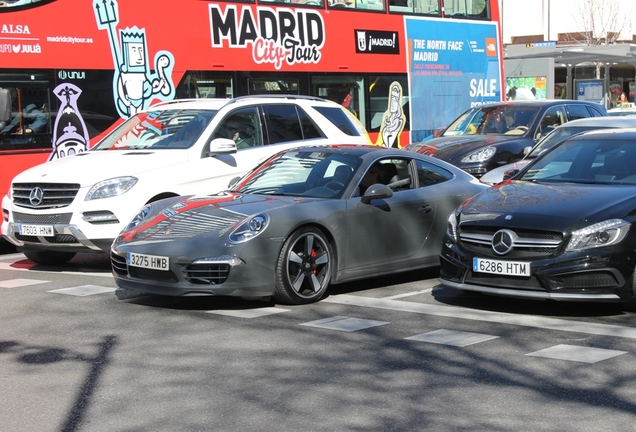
[492,229,515,255]
[29,187,44,206]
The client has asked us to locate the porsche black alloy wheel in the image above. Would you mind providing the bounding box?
[274,226,333,305]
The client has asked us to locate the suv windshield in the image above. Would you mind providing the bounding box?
[443,105,540,137]
[92,109,217,150]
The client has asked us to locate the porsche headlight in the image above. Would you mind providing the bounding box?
[85,176,138,201]
[228,213,269,244]
[461,146,496,163]
[123,204,152,232]
[566,219,630,251]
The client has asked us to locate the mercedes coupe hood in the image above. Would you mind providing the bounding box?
[461,181,636,232]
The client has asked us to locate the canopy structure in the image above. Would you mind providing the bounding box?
[504,43,636,105]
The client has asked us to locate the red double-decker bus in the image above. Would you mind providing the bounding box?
[0,0,503,200]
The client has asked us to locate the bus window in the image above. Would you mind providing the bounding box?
[443,0,488,19]
[312,75,364,124]
[259,0,325,6]
[248,79,299,95]
[0,83,51,150]
[177,73,235,99]
[390,0,440,15]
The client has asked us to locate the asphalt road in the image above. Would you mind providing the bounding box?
[2,251,636,431]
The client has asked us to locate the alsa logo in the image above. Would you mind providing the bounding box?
[209,5,325,70]
[1,24,31,35]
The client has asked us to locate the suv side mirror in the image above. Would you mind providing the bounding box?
[0,88,11,130]
[208,138,237,156]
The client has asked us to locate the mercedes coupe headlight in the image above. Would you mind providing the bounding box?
[228,213,269,244]
[123,204,153,232]
[85,176,138,201]
[461,146,496,163]
[446,210,458,242]
[566,219,631,251]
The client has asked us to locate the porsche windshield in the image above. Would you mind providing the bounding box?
[443,105,540,137]
[235,150,362,198]
[92,109,217,150]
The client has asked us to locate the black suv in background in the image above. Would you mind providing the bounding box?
[406,100,607,178]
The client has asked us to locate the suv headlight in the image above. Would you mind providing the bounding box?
[461,146,496,164]
[566,219,630,251]
[85,177,138,201]
[228,213,269,244]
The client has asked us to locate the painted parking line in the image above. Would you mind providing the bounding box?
[300,316,389,332]
[0,278,50,288]
[383,288,433,300]
[527,344,627,363]
[406,329,499,347]
[0,262,112,278]
[206,307,290,319]
[48,285,116,296]
[323,294,636,340]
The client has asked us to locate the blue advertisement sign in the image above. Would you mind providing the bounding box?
[405,17,502,142]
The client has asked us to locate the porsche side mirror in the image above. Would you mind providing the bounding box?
[361,183,393,204]
[523,146,532,156]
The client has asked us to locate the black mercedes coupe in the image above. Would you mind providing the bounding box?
[439,128,636,310]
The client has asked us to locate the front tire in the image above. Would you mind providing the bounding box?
[23,250,76,265]
[274,227,333,305]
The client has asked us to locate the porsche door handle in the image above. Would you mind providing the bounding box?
[419,204,432,214]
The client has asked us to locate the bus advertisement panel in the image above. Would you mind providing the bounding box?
[0,0,502,199]
[406,17,502,142]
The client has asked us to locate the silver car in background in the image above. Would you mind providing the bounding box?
[480,116,636,185]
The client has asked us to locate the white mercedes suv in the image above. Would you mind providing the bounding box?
[1,95,369,264]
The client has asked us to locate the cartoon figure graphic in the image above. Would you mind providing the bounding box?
[48,83,90,161]
[377,82,406,148]
[94,0,175,118]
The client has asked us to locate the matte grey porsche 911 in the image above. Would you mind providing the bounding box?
[111,145,487,304]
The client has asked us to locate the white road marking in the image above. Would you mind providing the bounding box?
[406,329,499,347]
[206,307,289,318]
[323,294,636,340]
[0,262,112,278]
[383,288,433,300]
[0,278,50,288]
[527,344,627,363]
[47,285,116,296]
[300,316,390,332]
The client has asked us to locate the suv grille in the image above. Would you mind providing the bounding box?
[12,212,72,224]
[12,183,80,209]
